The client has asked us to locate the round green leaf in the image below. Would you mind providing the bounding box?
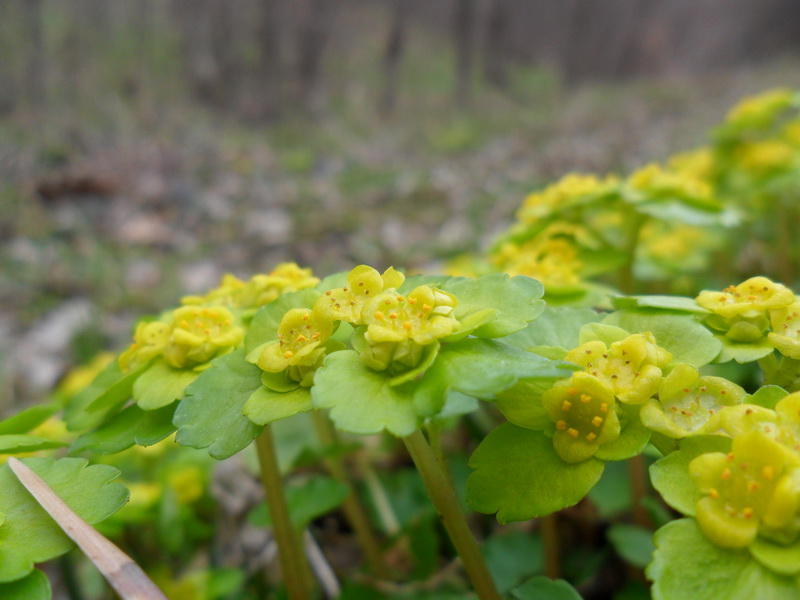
[70,403,176,455]
[611,295,709,315]
[748,385,789,410]
[173,349,264,459]
[502,306,601,352]
[0,457,129,583]
[312,350,420,436]
[510,575,582,600]
[714,335,775,364]
[0,404,60,436]
[649,435,732,516]
[0,435,66,455]
[0,570,51,600]
[750,537,800,576]
[133,361,199,411]
[594,407,651,461]
[243,386,313,426]
[648,518,799,600]
[608,523,655,569]
[467,424,605,522]
[442,274,546,339]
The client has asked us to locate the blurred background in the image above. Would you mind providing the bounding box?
[2,0,800,413]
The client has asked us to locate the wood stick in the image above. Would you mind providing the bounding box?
[8,457,167,600]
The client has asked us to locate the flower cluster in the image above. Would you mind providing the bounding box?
[696,276,795,345]
[119,306,244,372]
[541,332,671,463]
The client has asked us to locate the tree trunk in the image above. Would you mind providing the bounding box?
[22,0,46,107]
[296,0,334,110]
[453,0,476,108]
[484,0,510,90]
[380,0,406,115]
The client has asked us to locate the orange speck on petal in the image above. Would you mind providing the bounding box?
[283,351,294,359]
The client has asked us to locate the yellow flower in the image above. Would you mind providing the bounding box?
[668,147,715,181]
[167,466,205,505]
[315,265,405,324]
[57,352,115,398]
[641,364,745,439]
[697,277,795,317]
[119,320,172,372]
[735,141,795,175]
[358,285,460,374]
[163,306,244,369]
[564,333,671,405]
[768,302,800,359]
[541,372,620,463]
[493,237,583,293]
[254,307,335,386]
[627,163,717,210]
[181,263,320,310]
[690,430,800,548]
[516,173,618,224]
[725,89,794,128]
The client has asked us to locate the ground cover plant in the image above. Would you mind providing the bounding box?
[4,89,800,599]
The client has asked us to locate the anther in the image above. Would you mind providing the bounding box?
[556,420,567,431]
[568,387,578,396]
[402,321,413,331]
[374,311,385,320]
[389,313,398,319]
[722,468,731,480]
[296,334,308,342]
[283,351,294,359]
[747,481,760,492]
[580,394,592,403]
[592,416,603,428]
[561,400,572,412]
[726,453,735,462]
[422,304,432,312]
[742,507,754,519]
[586,433,597,442]
[762,466,774,480]
[600,403,608,413]
[567,428,579,438]
[709,488,719,500]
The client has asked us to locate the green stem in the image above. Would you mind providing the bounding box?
[255,425,313,600]
[540,514,560,579]
[403,430,501,600]
[628,454,652,528]
[312,411,389,579]
[618,213,647,294]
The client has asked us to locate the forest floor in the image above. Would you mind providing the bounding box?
[2,57,800,412]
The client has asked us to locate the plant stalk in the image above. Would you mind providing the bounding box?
[540,514,560,579]
[403,429,501,600]
[255,425,313,600]
[312,411,389,579]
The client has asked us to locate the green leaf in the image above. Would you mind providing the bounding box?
[243,386,314,426]
[312,350,420,436]
[588,460,631,517]
[510,575,582,600]
[174,349,264,459]
[69,403,176,455]
[443,274,546,338]
[714,335,775,364]
[0,457,128,583]
[594,407,651,461]
[0,570,51,600]
[64,360,146,431]
[494,379,559,430]
[415,339,574,416]
[245,288,321,353]
[467,424,605,522]
[750,537,800,576]
[611,295,710,314]
[133,361,199,411]
[248,476,349,530]
[502,306,601,351]
[649,435,732,516]
[748,385,789,410]
[84,360,153,414]
[0,404,59,435]
[648,518,799,600]
[0,435,66,454]
[603,309,722,367]
[482,530,544,594]
[578,322,630,346]
[607,523,655,569]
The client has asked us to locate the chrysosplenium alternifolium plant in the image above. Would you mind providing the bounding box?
[6,87,800,600]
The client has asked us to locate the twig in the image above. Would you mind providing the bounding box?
[304,530,341,599]
[8,457,168,600]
